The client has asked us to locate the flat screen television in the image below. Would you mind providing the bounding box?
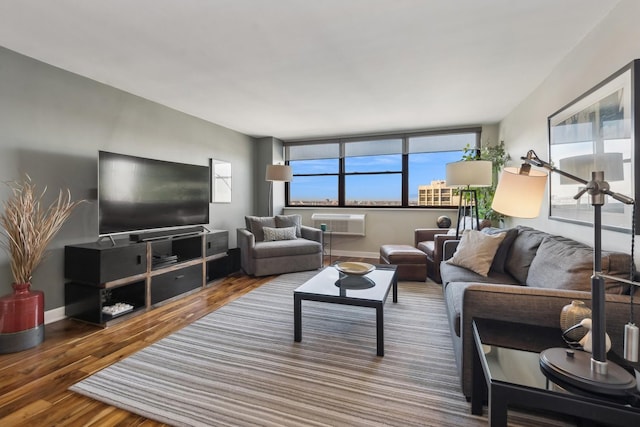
[98,151,210,236]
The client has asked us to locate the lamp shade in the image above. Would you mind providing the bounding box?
[491,167,548,218]
[445,160,492,187]
[265,164,293,182]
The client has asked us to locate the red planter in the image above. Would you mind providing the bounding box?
[0,282,45,353]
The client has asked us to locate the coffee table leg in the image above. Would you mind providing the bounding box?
[489,386,508,427]
[294,294,302,342]
[376,304,384,356]
[393,276,398,303]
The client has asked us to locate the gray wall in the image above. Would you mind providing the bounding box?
[499,0,640,260]
[0,47,255,313]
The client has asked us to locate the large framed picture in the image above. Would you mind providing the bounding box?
[548,59,640,233]
[210,159,232,203]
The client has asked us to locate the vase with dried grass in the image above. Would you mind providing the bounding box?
[0,176,83,353]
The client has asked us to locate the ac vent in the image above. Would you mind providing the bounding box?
[311,213,366,236]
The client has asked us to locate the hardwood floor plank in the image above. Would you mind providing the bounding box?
[0,258,372,426]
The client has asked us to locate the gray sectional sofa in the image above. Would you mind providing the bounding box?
[237,215,323,276]
[441,225,640,398]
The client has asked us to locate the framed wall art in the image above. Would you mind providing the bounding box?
[210,159,232,203]
[548,59,640,233]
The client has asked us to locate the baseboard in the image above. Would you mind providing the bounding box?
[44,306,66,325]
[331,249,378,260]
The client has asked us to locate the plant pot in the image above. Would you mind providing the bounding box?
[0,282,45,353]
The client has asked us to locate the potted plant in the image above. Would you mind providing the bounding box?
[0,176,83,353]
[461,141,510,225]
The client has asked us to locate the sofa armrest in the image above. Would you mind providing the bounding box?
[301,225,323,244]
[457,284,637,398]
[236,228,256,275]
[442,239,460,261]
[415,228,450,246]
[433,234,457,259]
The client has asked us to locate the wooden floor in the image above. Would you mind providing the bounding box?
[0,257,373,426]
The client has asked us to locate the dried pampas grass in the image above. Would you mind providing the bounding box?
[0,176,84,285]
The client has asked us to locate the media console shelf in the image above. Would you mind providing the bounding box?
[64,229,232,327]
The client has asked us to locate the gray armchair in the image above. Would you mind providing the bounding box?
[237,215,323,276]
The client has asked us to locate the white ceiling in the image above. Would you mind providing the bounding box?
[0,0,621,140]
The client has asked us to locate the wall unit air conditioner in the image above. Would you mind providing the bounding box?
[311,213,366,236]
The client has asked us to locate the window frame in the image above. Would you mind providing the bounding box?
[284,127,481,208]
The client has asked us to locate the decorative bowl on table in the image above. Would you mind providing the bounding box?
[334,261,375,276]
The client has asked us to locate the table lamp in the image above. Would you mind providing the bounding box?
[492,149,638,396]
[446,160,492,238]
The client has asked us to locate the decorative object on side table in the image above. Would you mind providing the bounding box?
[436,215,451,229]
[0,175,83,353]
[560,300,592,341]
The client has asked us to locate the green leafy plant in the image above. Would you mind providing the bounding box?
[461,141,510,224]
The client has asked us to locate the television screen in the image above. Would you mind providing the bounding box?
[98,151,210,235]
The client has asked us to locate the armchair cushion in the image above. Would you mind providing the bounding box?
[275,214,302,237]
[245,216,276,241]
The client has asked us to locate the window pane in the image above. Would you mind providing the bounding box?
[345,154,402,173]
[289,175,338,206]
[344,139,402,156]
[409,132,478,153]
[345,174,401,206]
[286,143,340,160]
[290,158,339,174]
[409,151,463,206]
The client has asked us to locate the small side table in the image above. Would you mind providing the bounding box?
[322,231,332,265]
[471,318,640,426]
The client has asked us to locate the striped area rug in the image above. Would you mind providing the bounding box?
[70,270,573,427]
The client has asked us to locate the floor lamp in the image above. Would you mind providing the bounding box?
[492,149,638,396]
[445,160,492,238]
[265,164,292,216]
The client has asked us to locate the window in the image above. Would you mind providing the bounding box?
[285,129,480,207]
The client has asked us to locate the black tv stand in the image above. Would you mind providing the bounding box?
[129,226,204,242]
[64,229,237,326]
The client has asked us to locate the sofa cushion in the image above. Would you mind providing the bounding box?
[252,238,321,259]
[446,229,506,277]
[245,216,276,242]
[526,236,630,294]
[263,226,297,242]
[481,227,518,273]
[275,214,302,237]
[504,226,547,284]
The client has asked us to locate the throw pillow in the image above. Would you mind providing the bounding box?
[275,214,302,237]
[245,216,276,242]
[481,227,518,273]
[262,226,297,242]
[446,229,506,277]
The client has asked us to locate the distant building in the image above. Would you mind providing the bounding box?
[418,180,459,207]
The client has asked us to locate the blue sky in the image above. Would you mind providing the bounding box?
[290,151,463,201]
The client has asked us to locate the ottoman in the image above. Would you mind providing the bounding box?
[379,244,428,282]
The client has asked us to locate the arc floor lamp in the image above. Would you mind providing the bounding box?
[492,149,638,396]
[265,164,292,216]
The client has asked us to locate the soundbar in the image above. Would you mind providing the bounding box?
[129,226,204,242]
